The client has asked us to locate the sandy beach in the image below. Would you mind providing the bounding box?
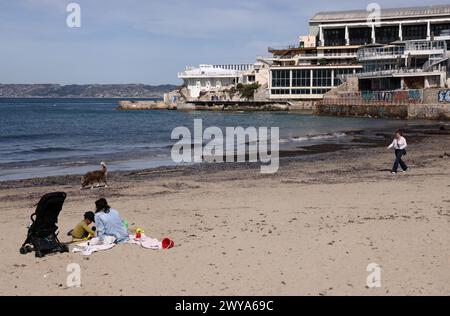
[0,124,449,296]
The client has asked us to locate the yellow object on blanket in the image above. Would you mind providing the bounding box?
[135,228,144,239]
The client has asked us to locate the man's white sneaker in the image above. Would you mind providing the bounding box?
[391,172,397,175]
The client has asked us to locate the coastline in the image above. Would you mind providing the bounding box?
[1,122,447,188]
[1,123,449,295]
[3,1,450,299]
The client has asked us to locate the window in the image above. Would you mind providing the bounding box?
[431,23,450,37]
[323,28,346,46]
[292,70,310,87]
[272,70,290,87]
[349,27,372,45]
[312,69,332,87]
[291,89,311,95]
[312,88,331,95]
[403,24,427,41]
[334,68,354,86]
[271,89,290,95]
[375,26,399,44]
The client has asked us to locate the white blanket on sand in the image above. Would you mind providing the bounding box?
[72,236,117,256]
[128,234,163,250]
[72,234,163,256]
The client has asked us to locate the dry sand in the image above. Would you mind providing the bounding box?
[0,129,449,296]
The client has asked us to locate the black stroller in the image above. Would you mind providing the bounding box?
[20,192,70,258]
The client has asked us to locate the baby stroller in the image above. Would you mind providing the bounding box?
[20,192,69,258]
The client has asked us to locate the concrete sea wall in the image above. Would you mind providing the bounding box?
[316,103,408,119]
[318,86,450,120]
[117,100,175,110]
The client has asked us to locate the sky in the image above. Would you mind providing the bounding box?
[0,0,447,85]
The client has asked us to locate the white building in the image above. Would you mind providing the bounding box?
[178,64,254,98]
[264,4,450,100]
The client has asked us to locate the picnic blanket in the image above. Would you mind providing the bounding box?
[72,236,117,256]
[128,234,163,250]
[72,234,169,256]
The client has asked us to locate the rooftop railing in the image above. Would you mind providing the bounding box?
[268,45,306,51]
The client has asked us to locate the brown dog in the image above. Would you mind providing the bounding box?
[81,162,108,189]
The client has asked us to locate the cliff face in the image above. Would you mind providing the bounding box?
[0,84,178,98]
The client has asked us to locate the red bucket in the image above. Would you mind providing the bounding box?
[162,238,174,249]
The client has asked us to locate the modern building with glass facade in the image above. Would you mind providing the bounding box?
[267,4,450,100]
[357,40,449,90]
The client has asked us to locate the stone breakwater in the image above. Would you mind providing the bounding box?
[116,100,175,110]
[117,100,290,111]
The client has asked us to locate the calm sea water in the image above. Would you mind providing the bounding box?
[0,98,410,181]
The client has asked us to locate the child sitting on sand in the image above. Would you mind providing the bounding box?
[67,211,96,241]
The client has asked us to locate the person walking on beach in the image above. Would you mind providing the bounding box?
[387,130,408,175]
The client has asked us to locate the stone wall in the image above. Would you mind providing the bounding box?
[319,80,449,120]
[288,100,317,113]
[422,88,441,104]
[408,103,450,120]
[117,100,175,110]
[409,88,450,120]
[316,103,408,119]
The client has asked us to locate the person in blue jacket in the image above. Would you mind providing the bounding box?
[94,198,129,244]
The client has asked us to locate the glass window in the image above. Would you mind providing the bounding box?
[375,26,399,44]
[311,88,331,95]
[272,70,290,87]
[291,89,311,95]
[292,70,311,87]
[271,89,290,95]
[334,68,354,86]
[312,69,332,87]
[431,23,450,37]
[403,24,427,41]
[349,27,372,45]
[324,28,346,46]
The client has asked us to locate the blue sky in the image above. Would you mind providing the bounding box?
[0,0,446,84]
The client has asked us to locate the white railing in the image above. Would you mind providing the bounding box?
[357,46,405,60]
[405,40,447,52]
[358,41,448,61]
[357,67,443,78]
[212,64,255,71]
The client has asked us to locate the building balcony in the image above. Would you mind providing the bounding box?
[404,40,447,56]
[357,47,405,61]
[358,40,448,61]
[357,68,443,78]
[178,72,239,79]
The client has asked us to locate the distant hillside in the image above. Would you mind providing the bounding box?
[0,84,179,98]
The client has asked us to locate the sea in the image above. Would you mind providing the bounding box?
[0,98,412,181]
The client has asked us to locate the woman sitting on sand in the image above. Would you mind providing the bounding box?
[387,130,408,175]
[94,198,129,244]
